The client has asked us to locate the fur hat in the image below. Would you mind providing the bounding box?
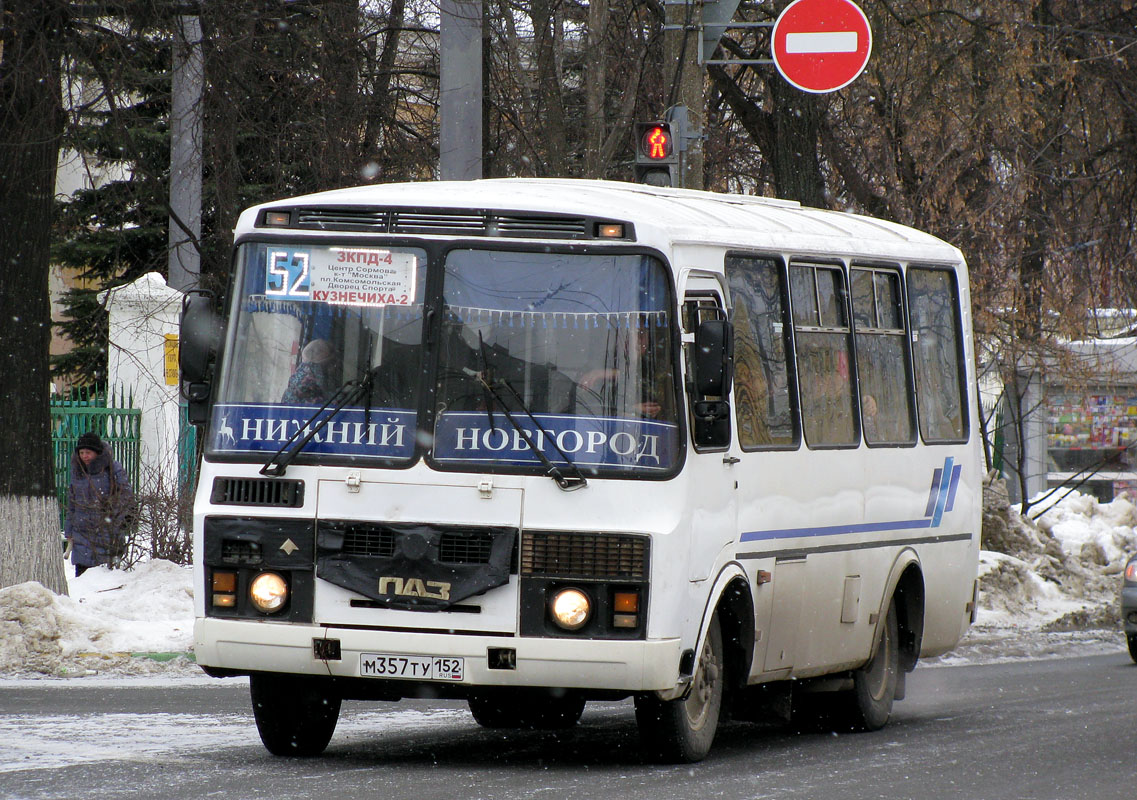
[77,431,104,454]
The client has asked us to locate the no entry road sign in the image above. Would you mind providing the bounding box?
[771,0,872,94]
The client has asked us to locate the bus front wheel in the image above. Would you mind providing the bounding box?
[250,673,341,756]
[635,614,723,763]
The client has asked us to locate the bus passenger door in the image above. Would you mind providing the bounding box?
[681,276,737,583]
[722,253,800,675]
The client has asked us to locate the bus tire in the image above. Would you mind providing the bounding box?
[635,614,723,763]
[844,598,900,731]
[250,673,341,756]
[1128,634,1137,664]
[467,691,585,729]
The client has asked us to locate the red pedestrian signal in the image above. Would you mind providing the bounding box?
[633,121,678,186]
[641,124,673,160]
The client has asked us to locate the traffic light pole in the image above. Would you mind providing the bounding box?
[663,1,705,189]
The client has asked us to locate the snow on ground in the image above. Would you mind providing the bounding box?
[0,484,1133,681]
[0,560,197,679]
[0,707,473,773]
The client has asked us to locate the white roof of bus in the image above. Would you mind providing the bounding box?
[235,178,964,265]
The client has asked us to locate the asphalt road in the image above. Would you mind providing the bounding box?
[1,652,1134,800]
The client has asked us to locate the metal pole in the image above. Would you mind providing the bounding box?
[664,1,704,189]
[440,0,483,181]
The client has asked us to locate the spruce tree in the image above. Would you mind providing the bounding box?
[52,14,171,387]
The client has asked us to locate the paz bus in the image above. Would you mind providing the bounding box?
[180,178,980,762]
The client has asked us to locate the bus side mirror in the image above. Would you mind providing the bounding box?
[180,290,221,424]
[180,290,220,384]
[691,319,733,449]
[694,319,734,397]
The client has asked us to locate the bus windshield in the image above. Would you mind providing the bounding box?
[212,242,428,463]
[210,244,680,475]
[432,249,679,475]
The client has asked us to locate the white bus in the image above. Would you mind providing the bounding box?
[180,178,980,762]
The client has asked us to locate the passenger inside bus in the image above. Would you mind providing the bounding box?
[281,339,338,405]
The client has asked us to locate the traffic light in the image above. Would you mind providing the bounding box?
[634,121,678,187]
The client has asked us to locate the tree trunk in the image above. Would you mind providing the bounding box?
[707,65,828,207]
[0,497,67,595]
[530,0,567,175]
[315,0,362,188]
[769,77,827,207]
[0,1,70,593]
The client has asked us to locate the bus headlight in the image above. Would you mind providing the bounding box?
[249,572,288,614]
[550,588,591,631]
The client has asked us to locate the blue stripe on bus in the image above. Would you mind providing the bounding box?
[740,518,932,542]
[924,468,943,517]
[740,457,961,543]
[930,456,955,528]
[945,464,962,512]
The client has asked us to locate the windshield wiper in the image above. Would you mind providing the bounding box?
[260,367,381,477]
[472,371,588,492]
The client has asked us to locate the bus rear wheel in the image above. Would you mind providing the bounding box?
[1128,634,1137,664]
[843,599,899,731]
[635,614,723,763]
[467,690,585,729]
[250,673,341,756]
[790,599,901,733]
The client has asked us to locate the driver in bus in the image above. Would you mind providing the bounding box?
[579,324,673,419]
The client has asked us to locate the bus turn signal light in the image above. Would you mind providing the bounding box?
[613,591,639,613]
[613,590,640,629]
[212,571,237,608]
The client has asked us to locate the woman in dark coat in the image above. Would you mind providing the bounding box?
[64,431,135,577]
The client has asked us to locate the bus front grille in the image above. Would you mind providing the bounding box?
[341,526,397,557]
[520,531,649,579]
[440,530,496,564]
[334,524,498,566]
[210,477,304,507]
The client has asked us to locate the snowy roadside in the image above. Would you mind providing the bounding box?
[1,485,1133,682]
[0,560,198,681]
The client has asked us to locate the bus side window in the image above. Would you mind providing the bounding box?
[907,266,969,442]
[790,264,858,448]
[851,266,916,445]
[725,255,798,449]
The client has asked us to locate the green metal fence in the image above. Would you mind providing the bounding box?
[51,387,142,527]
[179,402,199,494]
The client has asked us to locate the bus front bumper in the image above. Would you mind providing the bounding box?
[194,618,684,692]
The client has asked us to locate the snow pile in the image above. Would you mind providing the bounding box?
[0,583,67,674]
[1,486,1134,677]
[0,560,195,678]
[978,481,1133,630]
[928,480,1134,665]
